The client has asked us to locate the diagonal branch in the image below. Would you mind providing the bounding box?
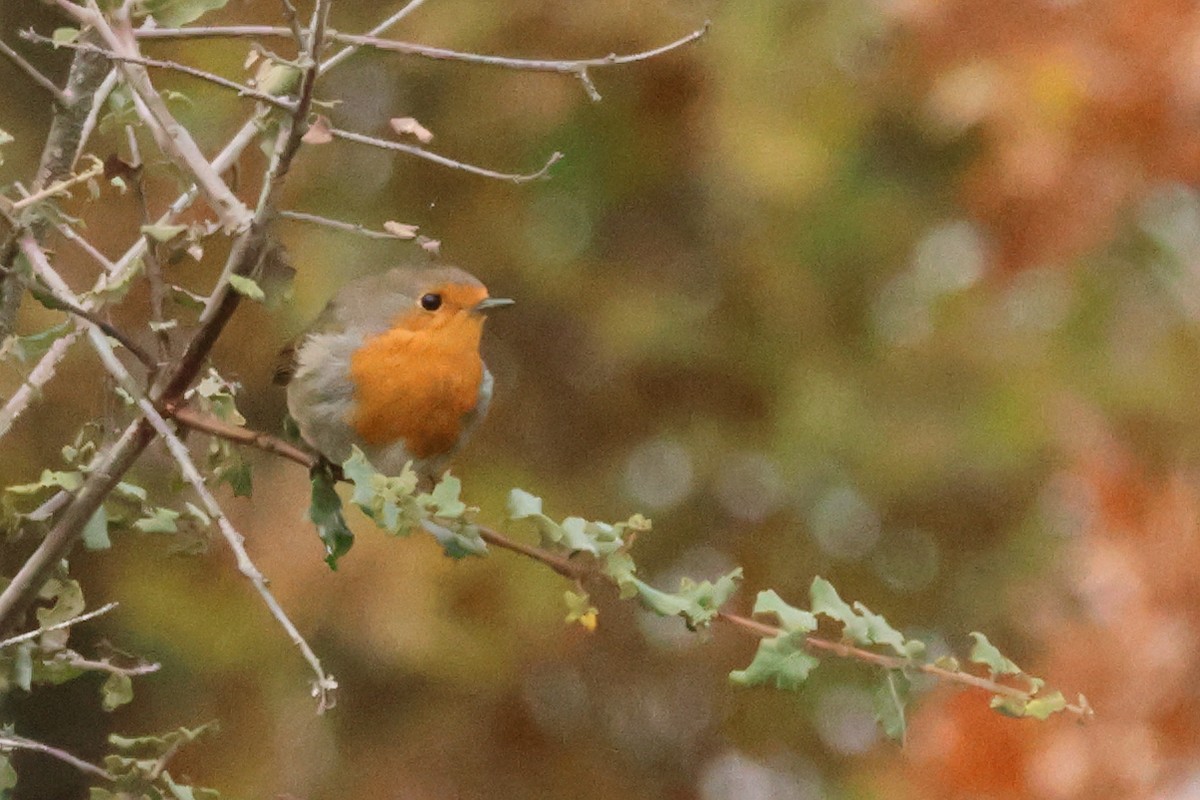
[0,38,67,105]
[51,0,252,232]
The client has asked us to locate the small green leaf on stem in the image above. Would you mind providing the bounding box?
[101,672,134,711]
[309,464,353,569]
[968,632,1022,676]
[874,670,911,742]
[227,274,265,302]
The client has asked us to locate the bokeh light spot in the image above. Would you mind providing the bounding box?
[807,484,881,560]
[623,437,696,510]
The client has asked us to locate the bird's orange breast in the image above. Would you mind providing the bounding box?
[348,313,485,459]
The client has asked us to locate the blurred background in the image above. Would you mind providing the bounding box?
[4,0,1200,797]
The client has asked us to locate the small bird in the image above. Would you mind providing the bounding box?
[275,266,513,478]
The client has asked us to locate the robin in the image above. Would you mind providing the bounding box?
[275,266,513,478]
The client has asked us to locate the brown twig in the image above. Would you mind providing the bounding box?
[717,611,1091,717]
[168,404,316,467]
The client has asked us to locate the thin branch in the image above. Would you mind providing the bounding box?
[321,0,431,72]
[6,156,104,213]
[0,735,110,781]
[59,653,162,677]
[65,256,339,711]
[19,232,155,368]
[51,1,252,232]
[716,611,1091,718]
[0,0,419,630]
[167,404,317,467]
[131,20,712,100]
[0,602,119,649]
[477,526,581,580]
[329,126,563,183]
[21,34,299,112]
[278,210,419,241]
[0,38,67,105]
[126,127,171,364]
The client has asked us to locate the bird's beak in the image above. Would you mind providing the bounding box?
[473,296,515,313]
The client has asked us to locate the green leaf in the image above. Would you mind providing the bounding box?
[13,644,33,691]
[82,506,111,551]
[36,578,85,630]
[989,695,1028,718]
[730,633,818,690]
[5,322,73,364]
[101,672,134,711]
[853,601,925,658]
[506,488,544,519]
[0,753,17,794]
[627,568,742,628]
[134,507,179,534]
[809,576,870,644]
[749,589,817,633]
[227,274,265,302]
[427,474,466,519]
[52,28,80,45]
[1022,691,1067,721]
[137,0,229,27]
[874,670,910,741]
[563,589,598,630]
[140,222,187,242]
[309,465,353,569]
[968,632,1022,676]
[420,519,486,559]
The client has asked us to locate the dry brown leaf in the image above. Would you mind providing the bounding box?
[302,115,333,145]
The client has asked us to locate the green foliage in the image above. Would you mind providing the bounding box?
[308,463,353,569]
[136,0,229,27]
[227,274,265,302]
[97,722,220,799]
[729,589,819,691]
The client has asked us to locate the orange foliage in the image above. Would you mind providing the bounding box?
[874,404,1200,797]
[891,0,1200,271]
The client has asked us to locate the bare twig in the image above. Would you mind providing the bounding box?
[0,38,67,105]
[0,602,119,650]
[132,20,712,100]
[125,127,171,364]
[59,653,162,677]
[278,210,418,240]
[0,31,109,340]
[0,0,424,631]
[51,1,251,232]
[19,233,155,368]
[0,734,111,781]
[41,229,339,709]
[329,126,563,183]
[8,156,105,213]
[21,34,299,112]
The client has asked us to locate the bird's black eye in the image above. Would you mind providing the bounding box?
[419,293,442,311]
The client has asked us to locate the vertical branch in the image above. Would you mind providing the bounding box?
[0,32,110,339]
[125,127,171,364]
